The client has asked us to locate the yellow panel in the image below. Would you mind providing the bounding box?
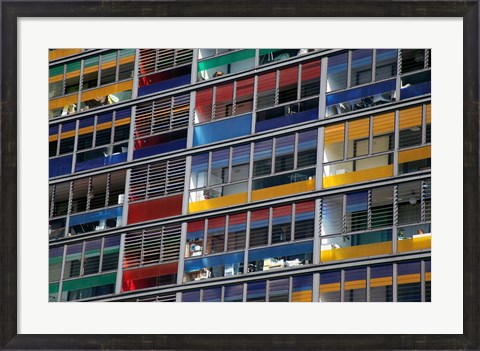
[319,282,340,293]
[188,192,247,213]
[321,241,392,262]
[49,94,79,110]
[426,104,431,124]
[370,276,393,287]
[291,290,312,302]
[251,179,315,202]
[65,70,81,79]
[324,123,344,145]
[49,75,64,84]
[348,118,369,140]
[398,273,420,285]
[399,106,422,129]
[397,235,431,253]
[398,146,431,163]
[59,130,75,139]
[49,49,83,61]
[96,121,113,131]
[373,112,395,135]
[77,126,95,136]
[425,272,431,281]
[323,164,393,188]
[344,279,366,290]
[80,80,133,102]
[49,135,58,142]
[114,117,131,127]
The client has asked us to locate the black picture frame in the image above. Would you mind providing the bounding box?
[1,1,478,350]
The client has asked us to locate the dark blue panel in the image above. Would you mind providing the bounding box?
[49,155,73,178]
[79,116,95,128]
[98,112,113,124]
[138,74,191,97]
[248,241,313,261]
[115,108,131,119]
[255,108,318,133]
[49,125,59,136]
[184,252,244,272]
[320,271,341,284]
[400,81,431,99]
[397,261,421,275]
[193,114,252,147]
[75,152,127,172]
[370,264,393,279]
[326,79,396,106]
[61,121,76,132]
[69,206,123,226]
[133,138,187,160]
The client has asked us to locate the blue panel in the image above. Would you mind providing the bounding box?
[193,114,252,147]
[69,206,123,226]
[132,138,187,160]
[49,125,59,136]
[115,108,131,119]
[397,261,421,275]
[326,79,396,106]
[49,155,72,178]
[248,241,313,261]
[346,191,368,213]
[370,264,393,279]
[75,153,127,172]
[138,74,191,97]
[184,252,244,272]
[98,112,113,124]
[400,81,431,99]
[320,271,341,284]
[255,108,318,133]
[61,121,76,132]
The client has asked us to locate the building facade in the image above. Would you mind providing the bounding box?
[48,48,431,302]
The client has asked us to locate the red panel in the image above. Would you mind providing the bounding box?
[195,87,213,122]
[272,204,292,218]
[127,195,183,224]
[228,213,247,226]
[236,77,254,100]
[208,216,226,230]
[123,262,178,281]
[301,59,321,81]
[188,220,205,233]
[279,66,298,88]
[257,71,277,92]
[296,201,315,214]
[250,208,269,222]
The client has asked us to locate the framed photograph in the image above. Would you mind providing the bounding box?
[2,1,478,350]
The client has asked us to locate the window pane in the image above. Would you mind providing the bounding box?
[227,213,246,251]
[401,49,425,73]
[210,149,229,186]
[224,284,243,302]
[370,264,393,302]
[231,144,250,182]
[375,49,397,81]
[350,49,372,86]
[292,275,312,302]
[235,77,254,116]
[64,243,82,279]
[247,281,266,302]
[195,88,213,123]
[206,217,225,255]
[257,71,277,109]
[215,82,234,119]
[371,186,393,228]
[253,140,272,176]
[327,53,348,92]
[269,278,289,302]
[297,130,317,168]
[202,287,222,302]
[83,239,101,275]
[278,66,298,104]
[274,134,295,173]
[321,195,343,235]
[271,205,292,244]
[397,261,421,302]
[344,267,367,302]
[301,59,321,98]
[183,290,201,302]
[372,112,394,153]
[186,220,204,258]
[190,153,208,189]
[347,118,369,158]
[399,106,422,148]
[346,191,368,232]
[320,271,341,302]
[398,181,421,225]
[249,209,269,248]
[324,123,344,162]
[295,201,315,240]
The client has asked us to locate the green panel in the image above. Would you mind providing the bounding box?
[62,272,117,291]
[84,55,99,68]
[119,49,135,58]
[103,247,119,255]
[49,65,64,78]
[49,255,64,265]
[49,282,60,294]
[259,49,282,56]
[102,51,117,63]
[66,60,81,73]
[198,49,255,71]
[84,249,101,258]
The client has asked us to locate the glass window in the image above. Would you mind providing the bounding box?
[227,213,246,251]
[278,66,298,104]
[249,209,269,248]
[320,271,341,302]
[324,124,344,163]
[64,243,82,279]
[49,247,64,282]
[370,264,393,302]
[350,49,373,87]
[183,290,201,302]
[235,77,254,116]
[401,49,425,73]
[253,140,273,176]
[397,261,421,302]
[327,52,348,92]
[321,195,343,235]
[344,267,367,302]
[269,278,289,302]
[297,130,317,169]
[186,220,204,258]
[231,144,250,182]
[372,112,394,154]
[346,191,368,232]
[271,205,292,244]
[292,274,312,302]
[190,153,209,190]
[215,82,234,119]
[398,181,421,225]
[224,284,243,302]
[203,287,222,302]
[210,149,229,186]
[375,49,397,81]
[301,59,321,98]
[295,201,315,240]
[206,217,226,255]
[83,239,102,275]
[247,281,266,302]
[274,134,295,173]
[347,118,369,158]
[195,88,213,123]
[257,71,277,110]
[399,106,422,148]
[371,186,393,228]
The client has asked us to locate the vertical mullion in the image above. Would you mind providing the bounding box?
[367,189,372,230]
[271,137,276,175]
[393,109,400,176]
[71,120,79,174]
[318,57,328,119]
[293,131,299,170]
[115,50,120,82]
[224,215,229,253]
[49,185,56,219]
[105,172,111,207]
[114,233,126,294]
[86,176,92,211]
[79,241,86,277]
[291,203,296,242]
[56,124,62,156]
[342,194,347,234]
[288,276,293,302]
[57,244,67,301]
[393,263,398,302]
[421,260,426,302]
[346,50,352,88]
[313,273,320,302]
[297,63,302,101]
[99,236,105,273]
[211,86,216,120]
[243,211,251,274]
[176,222,188,286]
[421,103,427,145]
[340,269,345,302]
[313,198,321,265]
[393,185,399,254]
[247,143,254,203]
[371,49,377,82]
[366,266,371,302]
[343,121,349,162]
[251,75,259,134]
[268,207,273,246]
[232,80,237,116]
[274,70,280,106]
[203,219,208,255]
[266,280,270,302]
[227,147,233,183]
